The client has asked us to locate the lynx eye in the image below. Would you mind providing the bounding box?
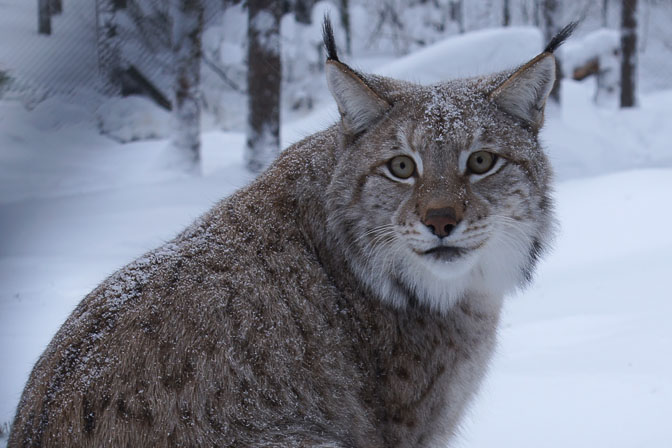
[388,155,416,179]
[467,151,497,175]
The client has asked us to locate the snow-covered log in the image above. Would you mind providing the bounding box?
[561,29,620,106]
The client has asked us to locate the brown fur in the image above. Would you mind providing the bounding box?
[9,36,562,447]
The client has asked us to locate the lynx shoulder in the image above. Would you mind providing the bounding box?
[9,21,574,448]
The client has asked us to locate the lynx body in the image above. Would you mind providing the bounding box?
[9,22,573,447]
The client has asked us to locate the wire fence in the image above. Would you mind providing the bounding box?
[2,0,671,111]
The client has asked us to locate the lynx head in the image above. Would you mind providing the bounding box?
[323,20,574,314]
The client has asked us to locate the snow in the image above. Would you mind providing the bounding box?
[560,28,620,73]
[546,80,672,180]
[0,0,100,100]
[97,95,172,142]
[0,98,247,204]
[455,168,672,448]
[2,7,672,448]
[376,26,543,84]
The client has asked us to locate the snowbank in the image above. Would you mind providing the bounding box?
[0,97,247,204]
[543,80,672,180]
[458,169,672,448]
[375,26,542,84]
[97,95,171,143]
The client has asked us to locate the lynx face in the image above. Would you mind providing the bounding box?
[325,66,556,314]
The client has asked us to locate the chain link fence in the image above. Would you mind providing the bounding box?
[1,0,671,113]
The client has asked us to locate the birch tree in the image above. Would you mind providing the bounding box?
[620,0,637,107]
[246,0,282,173]
[171,0,205,173]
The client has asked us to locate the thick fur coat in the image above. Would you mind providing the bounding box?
[9,21,574,447]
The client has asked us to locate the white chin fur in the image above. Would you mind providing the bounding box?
[398,252,479,313]
[358,230,532,314]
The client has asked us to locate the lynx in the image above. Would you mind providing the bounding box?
[9,20,574,448]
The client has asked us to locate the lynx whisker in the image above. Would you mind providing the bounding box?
[353,224,397,246]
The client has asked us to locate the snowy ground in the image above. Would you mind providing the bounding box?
[459,168,672,447]
[2,29,672,448]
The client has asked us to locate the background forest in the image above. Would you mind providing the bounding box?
[4,0,671,173]
[1,0,671,446]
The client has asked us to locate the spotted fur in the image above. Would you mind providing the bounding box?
[8,22,570,448]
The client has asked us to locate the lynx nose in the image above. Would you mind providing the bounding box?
[423,207,460,238]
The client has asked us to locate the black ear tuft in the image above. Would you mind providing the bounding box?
[544,21,579,53]
[322,15,339,62]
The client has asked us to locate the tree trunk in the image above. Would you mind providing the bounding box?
[171,0,205,173]
[95,0,123,93]
[503,0,510,26]
[38,0,51,35]
[294,0,312,24]
[246,0,282,173]
[542,0,562,103]
[340,0,351,55]
[602,0,609,27]
[451,0,464,33]
[49,0,62,15]
[620,0,637,108]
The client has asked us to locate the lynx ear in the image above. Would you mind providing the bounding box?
[489,53,556,130]
[323,15,389,134]
[490,21,578,129]
[326,60,391,135]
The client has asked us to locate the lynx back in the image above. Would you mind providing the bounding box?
[9,20,574,448]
